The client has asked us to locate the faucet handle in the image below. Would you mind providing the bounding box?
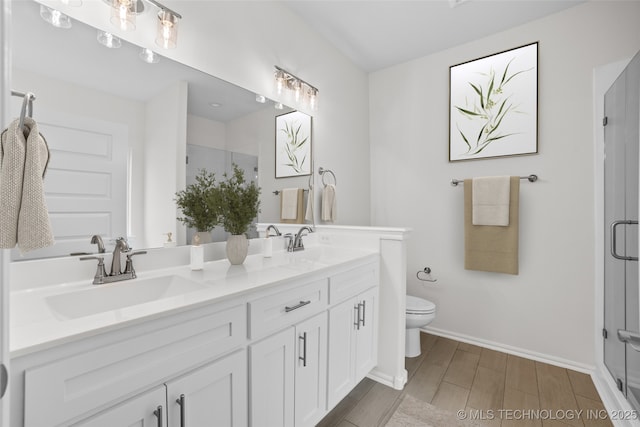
[124,250,147,277]
[80,255,107,285]
[283,233,294,252]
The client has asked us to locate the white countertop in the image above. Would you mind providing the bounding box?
[10,245,378,358]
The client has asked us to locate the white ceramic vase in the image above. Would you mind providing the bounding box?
[226,234,248,265]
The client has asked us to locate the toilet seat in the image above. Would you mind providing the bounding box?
[406,295,436,315]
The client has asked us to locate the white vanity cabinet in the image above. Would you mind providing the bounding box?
[327,264,379,408]
[248,278,328,427]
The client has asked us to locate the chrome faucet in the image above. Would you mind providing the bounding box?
[291,226,313,252]
[91,234,105,253]
[265,225,282,237]
[81,237,147,285]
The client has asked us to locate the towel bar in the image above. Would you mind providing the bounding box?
[451,174,538,187]
[273,189,309,195]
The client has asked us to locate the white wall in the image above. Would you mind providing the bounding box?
[370,1,640,368]
[43,0,371,226]
[186,114,226,151]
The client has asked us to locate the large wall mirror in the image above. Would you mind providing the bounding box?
[10,0,312,261]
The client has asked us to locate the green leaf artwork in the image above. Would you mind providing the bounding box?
[449,43,538,161]
[276,111,312,177]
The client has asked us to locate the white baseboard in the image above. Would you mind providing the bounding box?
[422,326,594,373]
[368,367,407,391]
[591,366,640,427]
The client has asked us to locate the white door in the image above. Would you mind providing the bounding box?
[8,108,128,260]
[355,288,378,381]
[327,298,357,408]
[166,350,247,427]
[249,327,295,427]
[71,386,166,427]
[295,312,327,427]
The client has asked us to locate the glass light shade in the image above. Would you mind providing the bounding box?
[139,48,160,64]
[274,102,284,110]
[292,80,302,102]
[156,10,178,49]
[255,94,266,103]
[110,0,136,31]
[275,70,286,95]
[308,88,318,111]
[97,30,122,49]
[40,5,72,29]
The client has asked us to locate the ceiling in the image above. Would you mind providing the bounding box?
[282,0,585,72]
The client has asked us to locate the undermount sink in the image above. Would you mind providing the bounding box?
[45,275,208,320]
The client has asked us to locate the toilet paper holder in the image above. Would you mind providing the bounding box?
[417,267,437,283]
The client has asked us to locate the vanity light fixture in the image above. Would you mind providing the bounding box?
[97,30,122,48]
[40,4,72,29]
[110,0,136,31]
[139,48,160,63]
[273,66,319,111]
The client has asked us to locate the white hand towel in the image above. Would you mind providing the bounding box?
[281,187,299,220]
[472,176,510,226]
[0,117,54,252]
[321,184,337,222]
[305,187,314,223]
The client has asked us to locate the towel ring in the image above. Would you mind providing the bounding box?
[319,167,337,186]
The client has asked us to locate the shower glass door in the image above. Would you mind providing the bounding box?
[604,49,640,411]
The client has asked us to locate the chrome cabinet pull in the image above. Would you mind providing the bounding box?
[610,220,638,261]
[299,332,308,367]
[618,329,640,352]
[354,304,361,330]
[360,300,366,327]
[176,394,186,427]
[285,300,311,312]
[153,405,163,427]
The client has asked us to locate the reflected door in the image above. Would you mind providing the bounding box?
[604,49,640,410]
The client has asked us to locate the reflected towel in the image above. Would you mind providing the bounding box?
[321,184,337,222]
[472,176,510,226]
[0,117,54,253]
[280,188,304,223]
[305,187,314,223]
[464,176,519,275]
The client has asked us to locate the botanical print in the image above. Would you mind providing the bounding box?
[276,111,312,177]
[449,42,538,161]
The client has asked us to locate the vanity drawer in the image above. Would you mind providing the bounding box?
[329,262,379,304]
[24,303,246,427]
[248,278,328,339]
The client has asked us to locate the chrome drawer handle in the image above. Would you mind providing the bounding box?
[354,304,361,330]
[299,332,308,367]
[153,405,163,427]
[176,394,186,427]
[360,300,366,327]
[285,300,311,312]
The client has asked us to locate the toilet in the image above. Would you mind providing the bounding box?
[405,295,436,358]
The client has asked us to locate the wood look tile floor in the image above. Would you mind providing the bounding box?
[317,333,613,427]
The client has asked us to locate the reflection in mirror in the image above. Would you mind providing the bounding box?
[9,0,304,261]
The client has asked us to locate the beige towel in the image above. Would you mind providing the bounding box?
[321,184,337,222]
[464,176,519,275]
[0,117,54,253]
[472,176,510,226]
[280,188,304,223]
[305,187,314,223]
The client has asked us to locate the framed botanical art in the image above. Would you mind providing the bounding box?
[275,110,312,178]
[449,42,538,162]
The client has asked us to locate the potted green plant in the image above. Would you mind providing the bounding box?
[175,169,220,243]
[216,164,261,264]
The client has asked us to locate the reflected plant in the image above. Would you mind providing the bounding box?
[279,119,309,173]
[455,57,533,155]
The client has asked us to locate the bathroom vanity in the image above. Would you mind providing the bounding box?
[8,245,380,427]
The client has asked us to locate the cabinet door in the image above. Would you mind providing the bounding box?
[250,327,295,427]
[295,312,328,427]
[327,298,357,408]
[166,350,247,427]
[354,287,378,381]
[72,386,166,427]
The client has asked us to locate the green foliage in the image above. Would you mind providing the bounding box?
[216,164,261,235]
[455,57,533,155]
[280,119,309,173]
[175,169,220,232]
